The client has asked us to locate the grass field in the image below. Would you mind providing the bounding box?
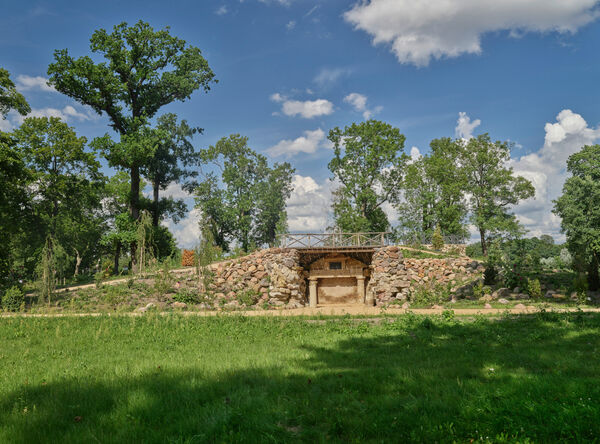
[1,313,599,442]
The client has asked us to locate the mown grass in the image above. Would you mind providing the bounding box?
[1,313,599,442]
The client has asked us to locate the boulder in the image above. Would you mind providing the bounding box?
[498,298,509,304]
[484,303,493,309]
[492,288,511,299]
[514,303,527,310]
[172,301,187,309]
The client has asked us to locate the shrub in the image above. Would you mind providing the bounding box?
[94,272,104,289]
[181,249,195,267]
[431,225,444,251]
[473,281,484,299]
[173,289,199,304]
[409,285,447,306]
[236,289,260,306]
[527,278,542,299]
[572,273,588,302]
[1,286,24,312]
[101,258,114,277]
[559,248,573,268]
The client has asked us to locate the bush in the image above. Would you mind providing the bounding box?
[173,289,199,304]
[181,249,195,267]
[483,266,497,286]
[408,285,447,306]
[431,225,444,251]
[2,286,24,312]
[236,289,260,306]
[527,278,542,299]
[101,259,114,278]
[572,273,588,298]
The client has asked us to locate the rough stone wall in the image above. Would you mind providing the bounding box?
[423,244,467,256]
[367,246,482,305]
[209,248,306,308]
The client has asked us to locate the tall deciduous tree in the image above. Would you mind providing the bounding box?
[0,68,31,287]
[460,134,534,255]
[195,135,294,252]
[145,113,202,226]
[47,20,216,268]
[328,120,407,232]
[553,144,600,290]
[396,137,468,243]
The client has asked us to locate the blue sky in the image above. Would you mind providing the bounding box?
[3,0,600,246]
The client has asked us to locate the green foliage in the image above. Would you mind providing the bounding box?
[431,225,444,250]
[408,284,448,306]
[101,259,114,278]
[173,289,200,305]
[0,68,30,118]
[553,144,600,290]
[153,260,173,298]
[236,289,260,306]
[461,134,535,255]
[1,286,24,312]
[195,134,294,252]
[328,120,407,232]
[396,137,467,243]
[527,278,542,299]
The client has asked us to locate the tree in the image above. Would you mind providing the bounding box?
[0,68,31,288]
[144,113,202,226]
[396,138,467,243]
[0,68,30,117]
[195,134,294,252]
[47,20,216,268]
[328,120,407,232]
[460,134,534,255]
[553,144,600,290]
[11,117,105,278]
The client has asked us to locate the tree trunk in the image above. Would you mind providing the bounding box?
[73,249,82,277]
[588,254,600,291]
[152,181,160,227]
[479,227,487,256]
[114,242,121,275]
[130,165,140,272]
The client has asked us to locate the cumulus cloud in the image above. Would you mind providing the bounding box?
[15,75,56,93]
[162,208,202,249]
[455,111,481,140]
[286,175,336,231]
[343,92,382,119]
[270,93,334,118]
[14,106,92,125]
[344,0,600,66]
[286,20,296,30]
[510,109,600,239]
[267,128,330,157]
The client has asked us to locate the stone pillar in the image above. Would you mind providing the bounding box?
[309,278,318,308]
[361,276,374,306]
[356,276,365,304]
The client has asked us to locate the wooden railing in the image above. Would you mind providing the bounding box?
[278,232,390,249]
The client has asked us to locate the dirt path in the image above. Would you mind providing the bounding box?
[2,306,599,319]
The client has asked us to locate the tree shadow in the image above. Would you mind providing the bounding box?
[1,313,600,442]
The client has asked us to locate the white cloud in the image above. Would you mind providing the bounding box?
[455,111,481,140]
[343,92,382,120]
[267,128,330,157]
[286,175,336,231]
[13,106,92,125]
[344,0,600,66]
[510,109,600,239]
[313,67,351,87]
[15,75,56,93]
[162,208,202,249]
[280,98,334,119]
[215,5,228,15]
[286,20,296,30]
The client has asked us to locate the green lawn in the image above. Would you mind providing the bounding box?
[1,313,599,442]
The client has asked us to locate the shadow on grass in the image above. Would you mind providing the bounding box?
[1,313,600,442]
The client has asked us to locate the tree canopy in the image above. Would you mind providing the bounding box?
[328,120,407,232]
[554,144,600,290]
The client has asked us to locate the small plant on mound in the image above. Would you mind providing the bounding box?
[236,289,260,306]
[527,278,542,299]
[173,289,199,305]
[572,273,588,304]
[1,286,24,312]
[409,284,448,306]
[154,261,173,299]
[431,225,444,251]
